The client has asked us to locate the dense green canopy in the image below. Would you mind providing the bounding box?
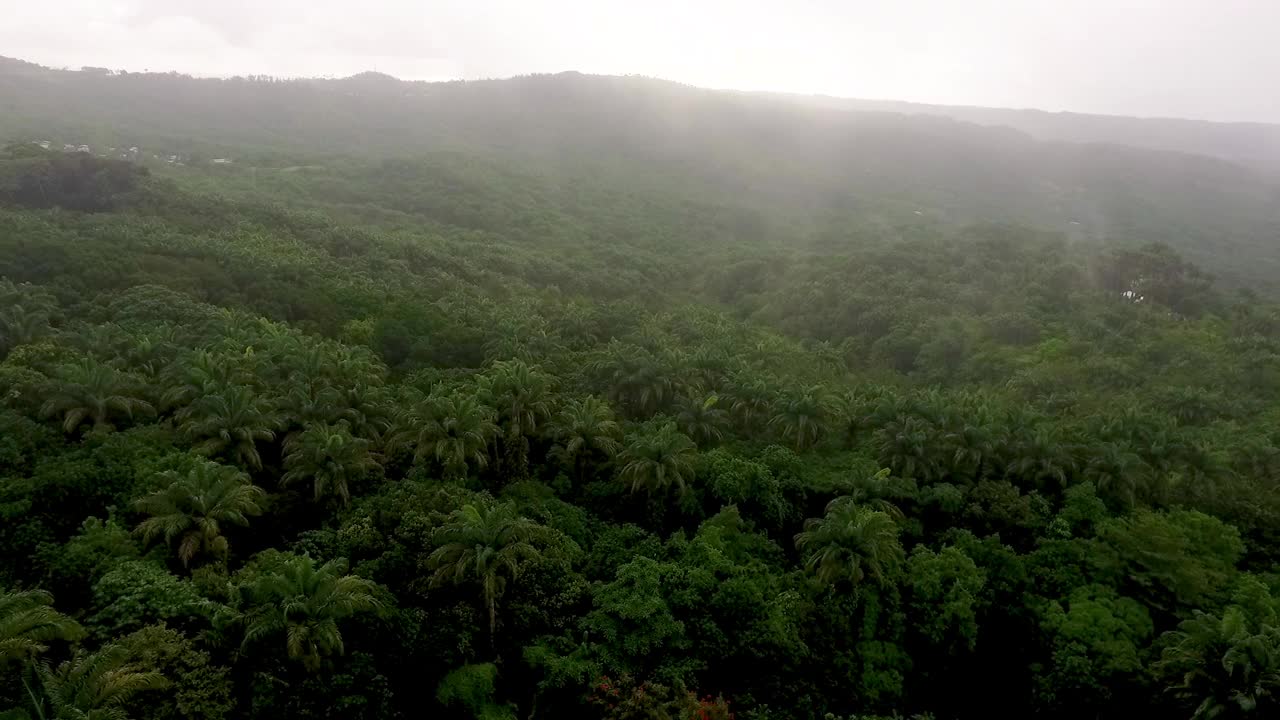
[2,62,1280,720]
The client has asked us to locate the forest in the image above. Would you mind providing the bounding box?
[3,60,1280,720]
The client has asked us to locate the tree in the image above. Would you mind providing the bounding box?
[238,554,381,670]
[548,395,622,483]
[478,360,555,479]
[40,358,154,434]
[0,588,84,666]
[479,359,555,440]
[873,415,944,483]
[159,350,249,410]
[727,375,776,436]
[1036,585,1154,713]
[946,417,1005,483]
[0,279,57,357]
[593,347,678,418]
[1082,441,1150,508]
[394,392,498,479]
[1155,603,1280,718]
[281,421,379,505]
[35,643,168,720]
[427,502,556,646]
[177,386,283,471]
[674,394,728,447]
[617,422,698,497]
[905,545,986,654]
[769,386,828,451]
[134,460,266,567]
[1005,426,1075,493]
[794,502,904,588]
[1097,509,1244,614]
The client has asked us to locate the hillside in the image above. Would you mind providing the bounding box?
[2,59,1279,292]
[781,92,1280,177]
[3,56,1280,720]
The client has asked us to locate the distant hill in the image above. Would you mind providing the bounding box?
[1,57,1278,291]
[771,93,1280,178]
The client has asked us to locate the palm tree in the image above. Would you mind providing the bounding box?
[479,360,555,440]
[0,279,56,356]
[427,503,553,645]
[160,349,249,410]
[0,588,84,666]
[593,347,677,418]
[40,358,154,434]
[0,304,54,356]
[394,393,498,479]
[675,394,728,447]
[1004,426,1076,492]
[794,502,904,588]
[946,419,1004,483]
[280,383,359,438]
[769,386,828,451]
[240,555,380,670]
[1083,442,1149,508]
[35,643,167,720]
[548,395,622,483]
[178,386,283,471]
[281,421,380,505]
[728,376,776,436]
[134,461,266,567]
[839,468,906,520]
[617,422,698,497]
[873,415,944,482]
[1155,606,1280,719]
[478,360,555,478]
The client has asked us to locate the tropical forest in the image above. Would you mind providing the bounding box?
[2,56,1280,720]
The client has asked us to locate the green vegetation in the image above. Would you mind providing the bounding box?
[3,62,1280,719]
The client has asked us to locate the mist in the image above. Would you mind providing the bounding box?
[3,0,1280,122]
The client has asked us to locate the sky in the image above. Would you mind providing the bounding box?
[2,0,1278,123]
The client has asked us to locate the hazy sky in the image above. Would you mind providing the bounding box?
[2,0,1278,122]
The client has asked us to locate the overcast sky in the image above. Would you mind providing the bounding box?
[2,0,1278,123]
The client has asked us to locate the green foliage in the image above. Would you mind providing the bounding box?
[89,561,206,636]
[231,553,382,670]
[618,422,698,497]
[1096,509,1245,613]
[795,501,904,589]
[436,663,517,720]
[281,421,378,505]
[905,545,986,653]
[134,460,266,567]
[1035,585,1154,711]
[4,60,1280,720]
[34,642,168,720]
[0,588,84,665]
[114,625,234,720]
[426,502,565,645]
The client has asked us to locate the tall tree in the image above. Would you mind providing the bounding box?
[238,555,381,670]
[394,393,498,479]
[617,422,698,497]
[427,502,555,646]
[281,421,379,505]
[134,460,266,567]
[548,395,622,484]
[0,588,84,666]
[794,501,904,588]
[769,386,828,452]
[478,359,556,478]
[35,643,167,720]
[177,386,283,471]
[675,394,728,447]
[40,358,154,434]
